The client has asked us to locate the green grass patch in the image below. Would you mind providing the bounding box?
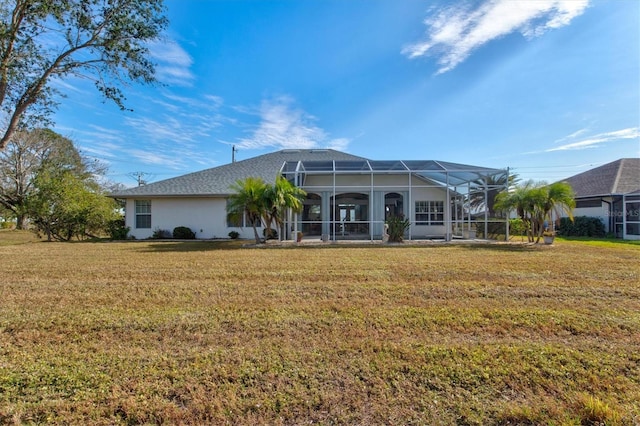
[0,240,638,424]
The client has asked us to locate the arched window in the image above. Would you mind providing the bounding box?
[385,192,403,220]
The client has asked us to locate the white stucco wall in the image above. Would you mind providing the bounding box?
[124,197,260,240]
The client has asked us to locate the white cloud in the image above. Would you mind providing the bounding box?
[235,96,351,151]
[403,0,590,74]
[546,127,640,151]
[148,39,195,86]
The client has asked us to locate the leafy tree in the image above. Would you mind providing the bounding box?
[27,166,119,241]
[263,175,306,240]
[226,177,268,244]
[0,128,89,228]
[0,0,168,149]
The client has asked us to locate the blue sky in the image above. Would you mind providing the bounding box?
[52,0,639,187]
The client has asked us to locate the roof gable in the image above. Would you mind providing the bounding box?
[563,158,640,197]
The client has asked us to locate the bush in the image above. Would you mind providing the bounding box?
[173,226,196,239]
[1,220,15,229]
[386,215,410,243]
[509,218,526,236]
[107,218,129,240]
[557,216,605,237]
[228,231,239,239]
[263,228,278,240]
[152,228,171,239]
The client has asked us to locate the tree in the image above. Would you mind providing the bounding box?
[495,180,575,243]
[263,175,306,240]
[0,0,168,149]
[226,177,268,244]
[468,172,520,218]
[0,128,87,228]
[537,181,575,236]
[27,166,118,241]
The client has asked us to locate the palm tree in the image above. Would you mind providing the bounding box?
[226,177,268,244]
[495,180,575,243]
[536,181,575,239]
[468,172,520,218]
[495,180,538,242]
[263,175,306,240]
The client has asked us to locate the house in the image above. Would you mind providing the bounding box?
[563,158,640,240]
[111,149,508,241]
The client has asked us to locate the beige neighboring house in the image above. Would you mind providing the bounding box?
[563,158,640,240]
[111,149,508,241]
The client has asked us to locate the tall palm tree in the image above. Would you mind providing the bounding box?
[226,177,268,244]
[263,175,307,240]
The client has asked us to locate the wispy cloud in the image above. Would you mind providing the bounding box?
[148,39,195,86]
[235,96,350,151]
[546,127,640,152]
[403,0,590,74]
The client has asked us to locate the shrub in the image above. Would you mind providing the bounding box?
[557,216,605,237]
[107,218,129,240]
[1,220,15,229]
[173,226,195,239]
[228,231,239,239]
[263,228,278,240]
[386,215,410,243]
[508,218,526,236]
[152,228,171,239]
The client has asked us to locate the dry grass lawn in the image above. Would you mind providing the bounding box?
[0,230,639,424]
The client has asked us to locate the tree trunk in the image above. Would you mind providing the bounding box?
[15,214,27,230]
[252,225,261,245]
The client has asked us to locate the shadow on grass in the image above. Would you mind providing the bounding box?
[456,242,544,252]
[135,240,247,252]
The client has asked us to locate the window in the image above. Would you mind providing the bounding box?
[576,199,602,208]
[135,200,151,228]
[415,201,444,225]
[226,200,242,227]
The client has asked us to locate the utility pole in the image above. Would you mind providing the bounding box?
[129,171,149,186]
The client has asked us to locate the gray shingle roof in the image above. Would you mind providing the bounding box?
[111,149,367,197]
[563,158,640,198]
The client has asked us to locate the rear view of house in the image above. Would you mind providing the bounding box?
[111,149,508,241]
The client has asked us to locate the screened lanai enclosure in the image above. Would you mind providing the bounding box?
[280,159,510,241]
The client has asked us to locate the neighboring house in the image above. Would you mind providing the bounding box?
[563,158,640,240]
[111,149,508,241]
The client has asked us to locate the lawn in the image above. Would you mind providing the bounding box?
[0,233,638,425]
